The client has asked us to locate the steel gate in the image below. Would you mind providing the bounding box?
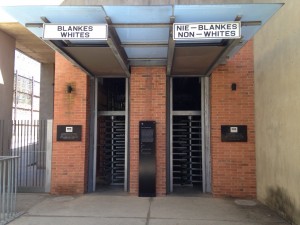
[169,77,211,193]
[98,115,125,185]
[10,120,52,192]
[172,113,202,187]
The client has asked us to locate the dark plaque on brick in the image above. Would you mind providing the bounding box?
[221,125,247,142]
[57,125,82,141]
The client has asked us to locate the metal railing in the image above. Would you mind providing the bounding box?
[11,120,52,193]
[0,156,19,225]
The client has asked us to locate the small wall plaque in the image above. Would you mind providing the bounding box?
[57,125,82,141]
[221,125,247,142]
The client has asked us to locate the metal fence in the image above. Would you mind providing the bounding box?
[11,120,52,192]
[0,121,12,157]
[0,156,20,225]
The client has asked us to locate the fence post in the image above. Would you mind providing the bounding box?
[44,120,52,193]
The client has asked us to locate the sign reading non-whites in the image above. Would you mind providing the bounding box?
[173,22,241,40]
[43,24,108,40]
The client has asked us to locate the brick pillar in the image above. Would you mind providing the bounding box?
[211,41,256,198]
[130,67,166,196]
[51,52,89,194]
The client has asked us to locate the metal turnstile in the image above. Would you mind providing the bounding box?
[99,115,125,185]
[172,115,202,187]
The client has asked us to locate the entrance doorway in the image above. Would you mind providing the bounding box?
[169,77,207,194]
[95,78,128,193]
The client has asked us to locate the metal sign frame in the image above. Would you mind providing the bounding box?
[173,21,241,40]
[43,24,108,40]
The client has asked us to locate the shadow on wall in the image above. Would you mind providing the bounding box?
[266,187,300,224]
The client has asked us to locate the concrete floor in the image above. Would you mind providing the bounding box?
[10,193,291,225]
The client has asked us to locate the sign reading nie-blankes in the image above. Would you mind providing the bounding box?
[43,24,108,40]
[173,22,241,40]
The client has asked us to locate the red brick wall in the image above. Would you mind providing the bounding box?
[51,52,89,194]
[130,67,166,195]
[211,41,256,198]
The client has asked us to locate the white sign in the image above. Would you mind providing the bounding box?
[66,127,73,133]
[43,24,108,40]
[173,22,241,40]
[230,127,238,133]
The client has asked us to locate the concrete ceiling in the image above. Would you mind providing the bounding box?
[0,22,54,64]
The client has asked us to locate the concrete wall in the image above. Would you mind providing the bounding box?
[40,63,54,120]
[0,30,15,155]
[254,0,300,224]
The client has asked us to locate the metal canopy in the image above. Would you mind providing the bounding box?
[3,4,283,77]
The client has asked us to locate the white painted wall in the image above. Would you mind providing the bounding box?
[254,0,300,224]
[40,63,54,120]
[0,30,15,155]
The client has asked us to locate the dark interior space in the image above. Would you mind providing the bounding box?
[173,77,201,111]
[172,77,203,193]
[96,78,126,192]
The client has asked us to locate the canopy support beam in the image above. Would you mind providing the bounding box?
[167,16,175,76]
[106,16,130,77]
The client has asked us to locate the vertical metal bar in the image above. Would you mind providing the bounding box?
[124,78,129,192]
[12,157,18,214]
[201,77,206,192]
[2,160,6,221]
[16,121,20,186]
[30,120,33,187]
[33,120,36,187]
[88,77,95,193]
[111,116,114,184]
[189,116,192,183]
[0,160,3,221]
[166,77,170,193]
[0,120,3,156]
[14,71,18,121]
[45,120,53,192]
[31,76,34,122]
[39,120,43,187]
[26,120,29,186]
[7,159,12,218]
[201,77,212,193]
[38,120,40,187]
[20,120,23,187]
[93,79,98,192]
[170,77,173,193]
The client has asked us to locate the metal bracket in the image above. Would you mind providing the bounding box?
[167,16,175,76]
[205,38,242,76]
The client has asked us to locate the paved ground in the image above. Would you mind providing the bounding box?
[10,193,291,225]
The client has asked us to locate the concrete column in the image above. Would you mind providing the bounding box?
[0,30,15,155]
[40,63,54,120]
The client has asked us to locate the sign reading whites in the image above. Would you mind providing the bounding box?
[57,125,82,141]
[173,22,241,40]
[43,24,108,40]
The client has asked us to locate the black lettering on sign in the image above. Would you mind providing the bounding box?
[176,25,189,31]
[178,31,195,38]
